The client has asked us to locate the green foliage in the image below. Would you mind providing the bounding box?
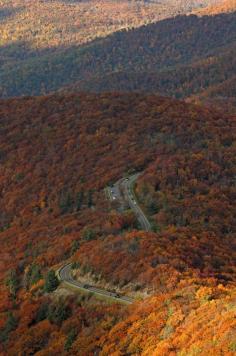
[0,312,18,343]
[71,240,80,255]
[151,222,161,232]
[44,270,59,293]
[82,228,96,241]
[59,189,93,214]
[71,262,80,270]
[64,329,77,351]
[48,300,71,326]
[0,222,11,232]
[15,172,24,182]
[146,199,159,214]
[35,303,50,323]
[5,269,19,299]
[35,300,71,326]
[59,191,73,214]
[229,342,236,352]
[76,190,84,211]
[25,263,42,290]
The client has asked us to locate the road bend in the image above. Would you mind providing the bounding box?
[57,263,134,305]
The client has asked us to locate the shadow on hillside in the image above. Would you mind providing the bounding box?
[0,11,235,98]
[0,40,62,62]
[0,7,23,22]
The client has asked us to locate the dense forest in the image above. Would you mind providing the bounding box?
[0,93,235,354]
[189,76,236,114]
[1,1,236,354]
[0,11,235,107]
[0,0,215,55]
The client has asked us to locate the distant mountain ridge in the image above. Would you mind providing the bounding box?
[0,1,235,110]
[0,0,221,51]
[1,11,235,103]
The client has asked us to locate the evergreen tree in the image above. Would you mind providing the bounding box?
[25,263,42,290]
[71,240,80,255]
[44,270,59,293]
[87,189,93,208]
[76,190,84,211]
[36,303,49,323]
[82,228,96,241]
[5,269,19,299]
[64,329,77,351]
[0,312,18,343]
[60,191,73,214]
[48,300,71,325]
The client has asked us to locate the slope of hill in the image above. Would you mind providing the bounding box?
[0,93,235,354]
[7,281,236,355]
[2,0,210,91]
[197,0,236,14]
[0,0,218,52]
[73,284,236,355]
[0,12,235,101]
[62,43,236,100]
[188,76,236,114]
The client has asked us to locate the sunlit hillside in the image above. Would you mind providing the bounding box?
[0,0,219,50]
[197,0,236,14]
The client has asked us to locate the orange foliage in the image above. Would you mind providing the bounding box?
[0,93,235,354]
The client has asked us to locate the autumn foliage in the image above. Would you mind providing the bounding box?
[0,93,235,354]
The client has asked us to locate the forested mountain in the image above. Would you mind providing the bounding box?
[0,93,235,354]
[61,12,236,100]
[1,1,236,354]
[0,0,218,51]
[0,12,235,104]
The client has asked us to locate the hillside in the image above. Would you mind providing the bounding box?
[61,12,236,100]
[0,12,235,103]
[0,93,235,354]
[197,0,236,14]
[188,76,236,114]
[62,43,236,99]
[0,0,218,62]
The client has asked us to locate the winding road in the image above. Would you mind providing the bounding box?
[57,173,151,303]
[58,263,134,304]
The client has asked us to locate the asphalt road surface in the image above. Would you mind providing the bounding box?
[58,263,134,304]
[108,173,152,231]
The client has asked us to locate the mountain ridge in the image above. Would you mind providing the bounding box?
[1,12,235,101]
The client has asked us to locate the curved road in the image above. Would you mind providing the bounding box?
[58,263,134,304]
[58,173,151,303]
